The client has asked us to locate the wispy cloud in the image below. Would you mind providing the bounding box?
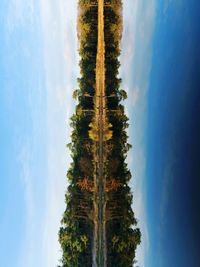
[17,140,35,267]
[5,0,34,34]
[122,0,157,266]
[131,86,140,108]
[38,0,78,266]
[9,0,79,266]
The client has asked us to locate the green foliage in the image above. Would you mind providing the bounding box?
[59,1,141,266]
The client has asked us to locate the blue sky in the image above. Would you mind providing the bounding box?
[1,0,200,267]
[0,0,78,266]
[146,1,200,266]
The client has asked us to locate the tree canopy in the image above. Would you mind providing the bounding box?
[59,1,141,266]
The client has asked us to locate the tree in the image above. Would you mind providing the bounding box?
[59,1,141,266]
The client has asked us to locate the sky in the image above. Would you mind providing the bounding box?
[0,0,200,267]
[0,1,78,266]
[145,1,200,266]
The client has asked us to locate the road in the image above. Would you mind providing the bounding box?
[93,0,107,266]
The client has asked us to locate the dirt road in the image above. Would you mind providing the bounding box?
[93,0,107,266]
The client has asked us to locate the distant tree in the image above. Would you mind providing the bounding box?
[59,1,141,266]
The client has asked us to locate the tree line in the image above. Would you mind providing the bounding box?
[59,1,141,266]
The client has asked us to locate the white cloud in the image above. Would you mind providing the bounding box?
[133,191,150,267]
[5,0,35,34]
[131,86,140,108]
[16,79,48,267]
[17,140,35,267]
[122,1,157,266]
[38,1,78,266]
[121,0,156,85]
[12,0,78,266]
[18,141,34,225]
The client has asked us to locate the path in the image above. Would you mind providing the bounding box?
[93,0,107,266]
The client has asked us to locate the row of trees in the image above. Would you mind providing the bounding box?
[104,2,141,266]
[59,1,141,266]
[59,2,98,266]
